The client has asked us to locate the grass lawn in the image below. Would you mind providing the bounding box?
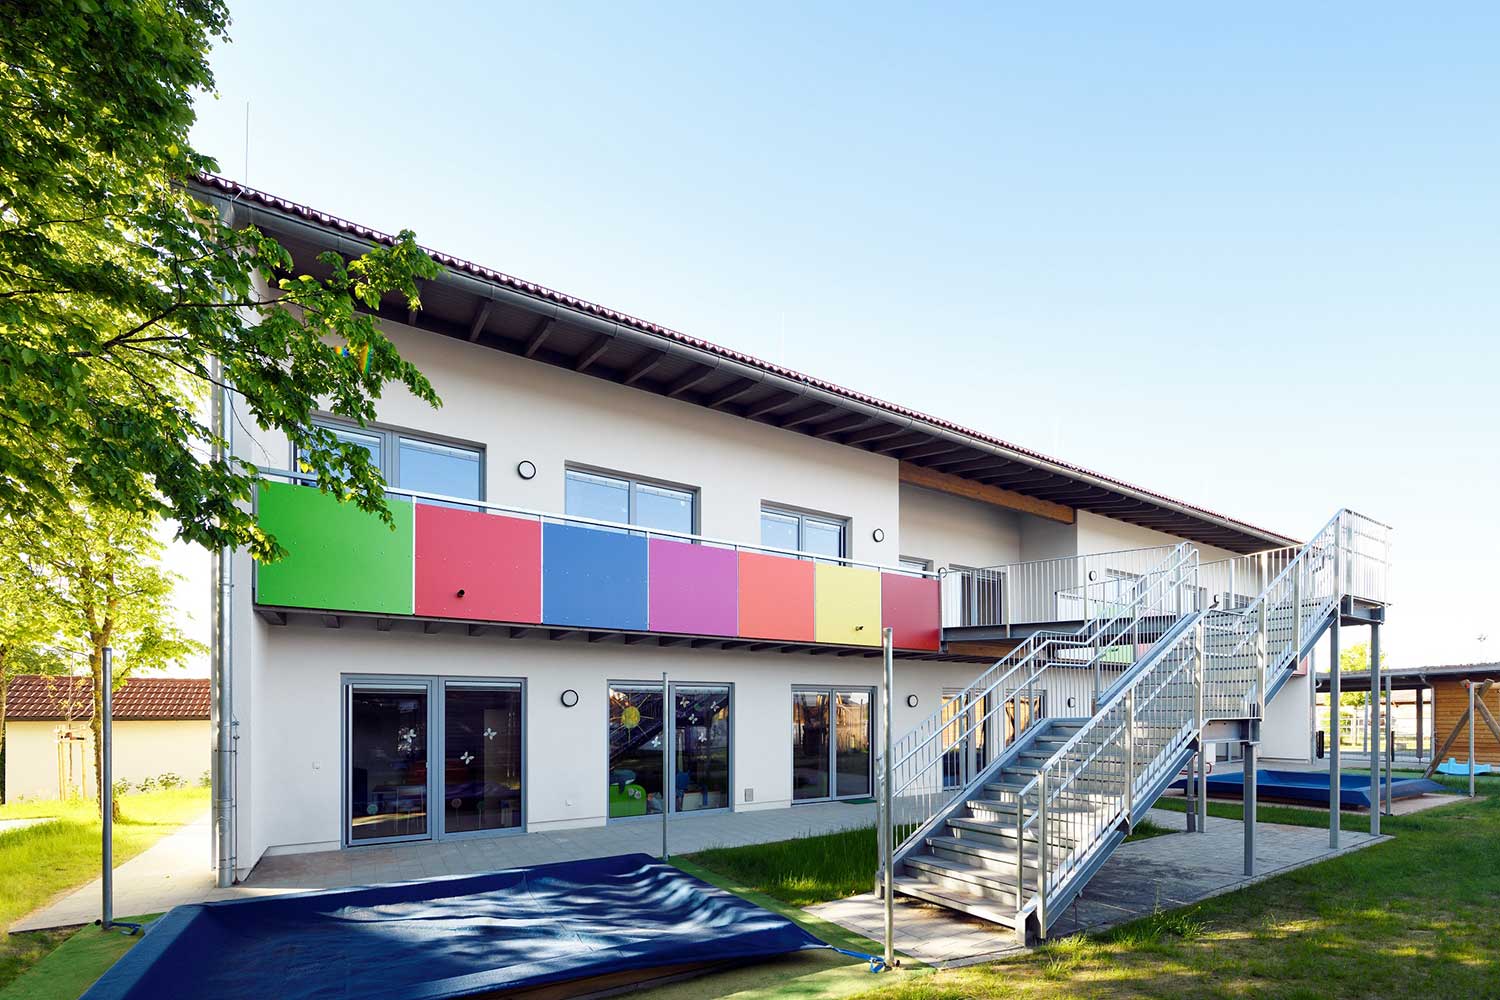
[0,787,208,992]
[833,772,1500,999]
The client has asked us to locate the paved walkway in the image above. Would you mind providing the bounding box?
[0,817,55,836]
[13,801,875,932]
[808,807,1388,967]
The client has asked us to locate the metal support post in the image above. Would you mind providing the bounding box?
[102,647,114,931]
[1369,622,1381,836]
[1384,675,1394,817]
[1469,681,1477,798]
[881,627,895,971]
[661,670,670,860]
[1195,620,1207,834]
[1329,618,1341,848]
[1036,769,1048,938]
[1243,739,1257,876]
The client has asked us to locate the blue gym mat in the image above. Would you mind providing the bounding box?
[81,853,842,1000]
[1171,769,1444,809]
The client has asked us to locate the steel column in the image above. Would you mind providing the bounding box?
[102,647,114,930]
[1195,619,1207,834]
[1384,675,1394,817]
[1329,617,1341,848]
[881,627,895,971]
[661,670,670,859]
[1243,739,1257,876]
[1469,681,1477,798]
[1369,622,1381,836]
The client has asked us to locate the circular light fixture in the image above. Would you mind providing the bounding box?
[560,688,579,708]
[1066,696,1077,709]
[517,460,537,480]
[1087,570,1098,582]
[906,694,919,708]
[872,528,885,543]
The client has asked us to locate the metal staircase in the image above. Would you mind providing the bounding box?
[877,510,1391,943]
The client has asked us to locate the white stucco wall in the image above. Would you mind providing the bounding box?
[897,485,1021,570]
[3,719,209,801]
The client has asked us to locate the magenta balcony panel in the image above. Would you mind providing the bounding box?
[647,539,738,636]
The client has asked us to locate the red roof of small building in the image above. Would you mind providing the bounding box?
[4,676,210,721]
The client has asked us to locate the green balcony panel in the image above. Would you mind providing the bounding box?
[255,482,414,615]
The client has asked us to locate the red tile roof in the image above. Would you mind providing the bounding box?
[4,676,210,721]
[193,173,1297,548]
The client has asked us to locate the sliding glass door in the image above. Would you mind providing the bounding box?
[344,676,524,846]
[348,684,430,843]
[792,686,873,801]
[607,681,731,819]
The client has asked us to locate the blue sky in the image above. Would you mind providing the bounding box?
[183,3,1500,665]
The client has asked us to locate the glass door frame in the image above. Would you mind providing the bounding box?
[341,674,527,849]
[791,684,875,803]
[604,678,735,824]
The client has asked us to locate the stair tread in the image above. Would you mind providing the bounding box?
[892,876,1021,927]
[927,834,1042,864]
[907,853,1027,891]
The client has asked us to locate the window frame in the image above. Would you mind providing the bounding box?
[759,504,850,560]
[898,556,934,575]
[296,415,487,503]
[604,677,734,822]
[564,465,700,535]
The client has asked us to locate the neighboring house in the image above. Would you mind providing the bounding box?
[2,675,211,800]
[1316,663,1500,765]
[192,176,1383,889]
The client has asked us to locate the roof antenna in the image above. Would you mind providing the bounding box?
[243,101,251,185]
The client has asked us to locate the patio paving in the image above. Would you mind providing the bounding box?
[12,800,876,932]
[806,807,1389,968]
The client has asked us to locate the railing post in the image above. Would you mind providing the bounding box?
[1036,769,1048,939]
[1124,688,1136,826]
[881,627,895,970]
[1195,618,1207,834]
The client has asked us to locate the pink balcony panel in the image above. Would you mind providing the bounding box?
[881,573,941,651]
[648,539,739,636]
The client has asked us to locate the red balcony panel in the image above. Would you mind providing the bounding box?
[414,505,541,622]
[738,552,815,642]
[881,573,941,651]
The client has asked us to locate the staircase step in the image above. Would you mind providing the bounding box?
[927,835,1042,876]
[903,854,1025,905]
[890,875,1022,928]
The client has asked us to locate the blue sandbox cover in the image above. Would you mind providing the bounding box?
[82,854,830,1000]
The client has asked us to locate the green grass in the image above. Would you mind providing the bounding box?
[835,774,1500,999]
[685,827,879,907]
[0,788,208,991]
[1123,816,1175,843]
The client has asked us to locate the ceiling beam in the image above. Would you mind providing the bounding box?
[622,350,666,386]
[467,300,494,342]
[842,424,906,447]
[744,393,797,420]
[899,461,1075,524]
[321,615,341,629]
[779,404,837,429]
[574,334,613,373]
[897,441,967,462]
[666,368,712,398]
[815,414,876,437]
[523,317,556,357]
[870,433,932,455]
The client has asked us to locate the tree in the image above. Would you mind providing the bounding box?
[0,3,441,563]
[0,543,67,803]
[23,508,203,811]
[1338,642,1387,708]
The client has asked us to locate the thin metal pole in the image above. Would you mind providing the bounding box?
[1243,739,1257,876]
[1469,681,1477,798]
[1195,619,1207,834]
[1329,618,1341,848]
[661,670,670,859]
[102,650,113,929]
[881,627,895,971]
[1384,675,1394,817]
[1370,622,1381,837]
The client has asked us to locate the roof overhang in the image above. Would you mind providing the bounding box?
[193,176,1297,555]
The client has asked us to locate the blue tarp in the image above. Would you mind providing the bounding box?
[82,854,831,1000]
[1171,769,1444,809]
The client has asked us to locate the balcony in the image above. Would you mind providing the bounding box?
[252,475,948,657]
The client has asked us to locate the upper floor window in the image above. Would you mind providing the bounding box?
[899,556,933,575]
[298,418,483,507]
[760,505,847,559]
[565,468,696,535]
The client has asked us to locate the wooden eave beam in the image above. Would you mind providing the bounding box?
[706,379,757,408]
[779,404,836,429]
[745,393,797,420]
[622,350,666,386]
[523,317,556,357]
[575,334,613,373]
[899,461,1075,524]
[666,368,712,398]
[467,300,494,342]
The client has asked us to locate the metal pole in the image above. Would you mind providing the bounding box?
[881,627,895,972]
[102,650,113,929]
[1370,622,1381,837]
[1329,618,1341,848]
[1384,675,1393,817]
[661,670,670,860]
[1195,619,1207,834]
[1243,739,1257,876]
[1468,681,1477,799]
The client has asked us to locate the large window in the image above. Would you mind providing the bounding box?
[343,677,522,847]
[792,686,872,801]
[608,681,731,818]
[298,419,483,506]
[566,469,696,534]
[760,506,847,559]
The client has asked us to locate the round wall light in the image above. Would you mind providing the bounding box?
[1066,696,1077,709]
[560,688,579,708]
[872,528,886,543]
[906,694,919,708]
[517,460,537,480]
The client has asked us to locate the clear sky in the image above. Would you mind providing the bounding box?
[172,2,1500,668]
